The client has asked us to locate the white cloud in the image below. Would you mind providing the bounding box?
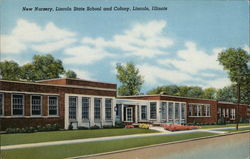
[158,41,224,74]
[1,19,76,54]
[63,46,114,65]
[202,77,231,88]
[138,63,194,86]
[72,69,94,80]
[80,20,173,58]
[31,38,76,53]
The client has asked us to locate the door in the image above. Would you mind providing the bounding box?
[126,107,133,122]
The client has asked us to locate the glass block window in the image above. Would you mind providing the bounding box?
[161,102,167,120]
[49,96,58,116]
[168,102,173,120]
[12,94,24,115]
[141,105,147,120]
[0,94,3,115]
[94,98,101,120]
[69,96,77,120]
[181,103,186,119]
[82,97,90,120]
[150,102,157,119]
[31,95,42,115]
[105,99,112,120]
[175,103,180,119]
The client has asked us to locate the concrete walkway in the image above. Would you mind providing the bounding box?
[1,126,249,151]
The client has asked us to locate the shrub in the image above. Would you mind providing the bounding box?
[139,124,150,129]
[125,125,134,128]
[115,121,125,128]
[103,125,114,129]
[68,123,73,130]
[77,126,89,130]
[90,125,100,129]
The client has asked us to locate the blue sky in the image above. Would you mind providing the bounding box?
[0,0,249,93]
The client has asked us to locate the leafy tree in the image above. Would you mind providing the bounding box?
[186,86,203,98]
[0,60,21,80]
[218,48,250,104]
[20,63,36,81]
[31,54,65,81]
[116,62,144,96]
[216,86,237,103]
[203,88,217,99]
[64,70,77,78]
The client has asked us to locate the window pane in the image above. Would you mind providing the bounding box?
[168,102,173,120]
[69,96,77,120]
[0,94,3,115]
[105,99,112,120]
[49,96,58,115]
[150,102,157,119]
[82,97,90,120]
[141,105,147,120]
[161,102,167,120]
[181,103,185,119]
[94,98,101,120]
[32,96,41,115]
[175,103,180,119]
[12,94,24,115]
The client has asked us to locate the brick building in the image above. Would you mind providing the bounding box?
[116,95,248,125]
[0,78,248,130]
[0,78,116,130]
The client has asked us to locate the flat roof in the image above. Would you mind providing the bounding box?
[36,78,116,85]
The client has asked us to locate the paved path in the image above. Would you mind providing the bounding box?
[1,126,249,151]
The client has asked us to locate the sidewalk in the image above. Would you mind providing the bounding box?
[1,126,249,150]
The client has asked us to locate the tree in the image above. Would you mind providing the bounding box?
[186,86,203,98]
[218,48,250,105]
[20,63,36,81]
[0,60,21,80]
[203,88,217,99]
[116,62,144,96]
[216,85,237,103]
[64,70,77,78]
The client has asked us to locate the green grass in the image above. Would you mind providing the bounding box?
[1,132,215,159]
[200,123,249,129]
[1,128,157,146]
[219,127,250,133]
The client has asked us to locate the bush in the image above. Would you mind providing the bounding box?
[115,121,125,128]
[103,125,114,129]
[68,123,73,130]
[139,124,150,129]
[77,126,89,130]
[90,125,100,129]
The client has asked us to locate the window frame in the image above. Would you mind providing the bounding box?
[69,96,77,120]
[31,95,42,116]
[150,102,157,120]
[105,98,112,120]
[0,93,4,116]
[140,105,147,120]
[94,98,101,120]
[82,97,90,120]
[48,96,59,116]
[12,94,24,116]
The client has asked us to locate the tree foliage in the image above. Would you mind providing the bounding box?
[0,60,21,80]
[0,54,78,81]
[116,62,144,96]
[64,70,77,78]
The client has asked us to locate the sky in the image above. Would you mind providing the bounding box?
[0,0,249,93]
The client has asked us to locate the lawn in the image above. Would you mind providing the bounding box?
[1,132,215,159]
[219,127,250,133]
[1,128,158,146]
[200,123,249,129]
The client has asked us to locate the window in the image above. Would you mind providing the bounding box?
[126,107,133,122]
[105,99,112,120]
[0,94,3,116]
[218,108,221,117]
[168,102,173,120]
[31,95,42,115]
[12,94,24,116]
[189,104,193,116]
[94,98,101,120]
[69,96,77,120]
[231,108,235,119]
[226,108,229,117]
[150,102,157,119]
[82,97,90,120]
[222,108,226,117]
[181,103,186,120]
[175,103,180,119]
[49,96,58,116]
[205,105,210,116]
[197,105,202,116]
[161,102,167,120]
[141,105,147,120]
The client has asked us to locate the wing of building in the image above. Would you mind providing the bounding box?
[0,78,249,130]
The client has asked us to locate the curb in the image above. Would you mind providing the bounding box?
[67,130,250,159]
